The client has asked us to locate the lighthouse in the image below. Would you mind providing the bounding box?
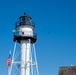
[10,13,39,75]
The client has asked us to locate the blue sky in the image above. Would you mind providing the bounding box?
[0,0,76,75]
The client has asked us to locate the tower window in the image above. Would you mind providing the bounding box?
[22,32,24,35]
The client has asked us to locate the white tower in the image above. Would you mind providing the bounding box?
[10,13,39,75]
